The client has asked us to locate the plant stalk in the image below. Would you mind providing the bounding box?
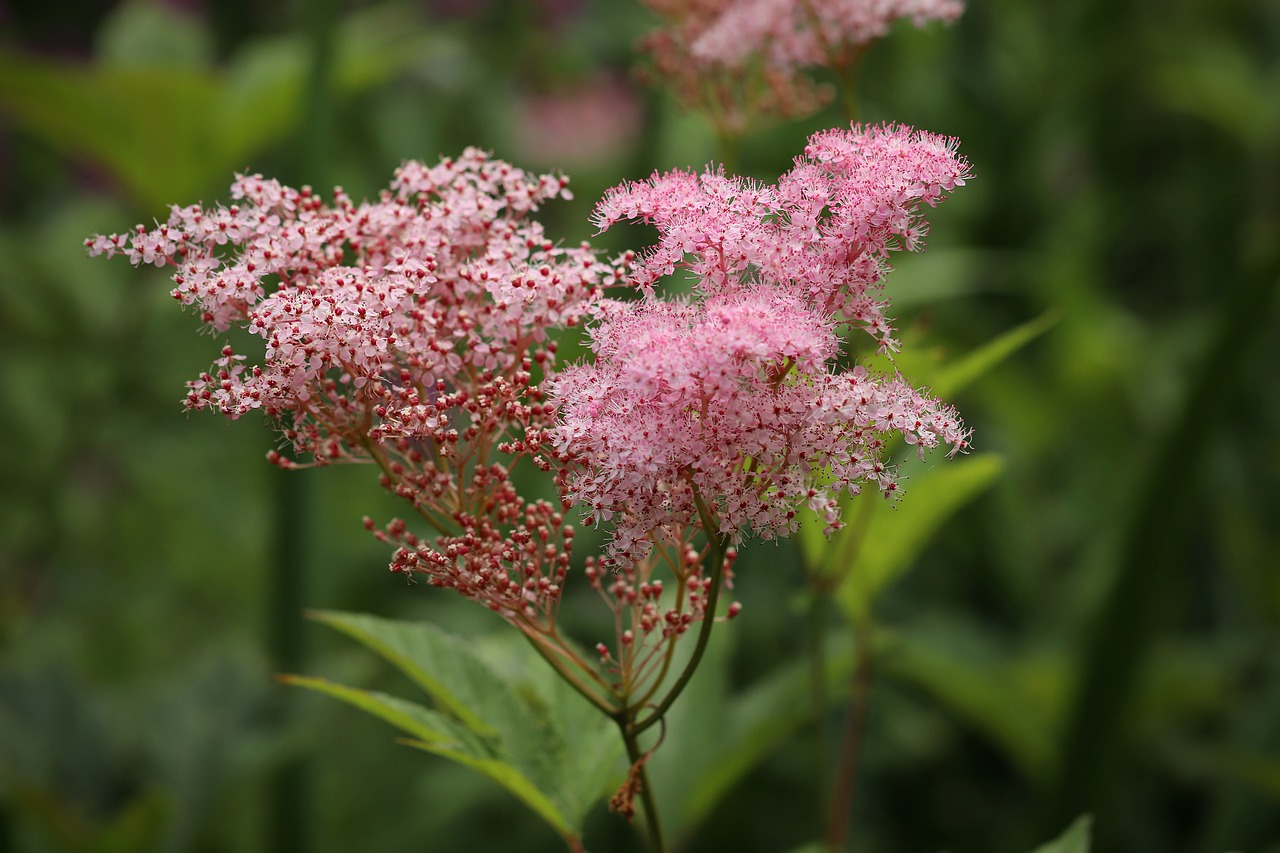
[617,720,667,853]
[634,487,730,734]
[825,617,875,852]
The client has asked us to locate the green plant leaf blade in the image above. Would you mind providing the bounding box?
[834,453,1005,621]
[279,675,489,752]
[398,739,579,842]
[880,628,1063,783]
[293,612,621,839]
[932,309,1061,398]
[1028,815,1092,853]
[282,675,577,840]
[305,610,501,734]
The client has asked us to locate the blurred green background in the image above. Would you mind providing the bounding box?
[1,0,1277,851]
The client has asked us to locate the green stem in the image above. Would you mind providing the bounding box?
[825,618,875,852]
[837,57,863,124]
[618,720,667,853]
[808,589,831,823]
[716,133,741,177]
[830,36,870,125]
[519,629,619,717]
[633,488,729,734]
[267,1,337,847]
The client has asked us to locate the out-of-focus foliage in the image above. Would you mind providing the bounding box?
[1,0,1277,852]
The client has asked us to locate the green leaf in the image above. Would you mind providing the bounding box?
[96,0,214,69]
[283,675,575,838]
[799,315,1044,589]
[881,626,1064,782]
[290,612,622,843]
[306,610,501,734]
[932,309,1061,397]
[859,309,1059,400]
[1028,815,1092,853]
[279,675,483,749]
[0,6,456,209]
[834,453,1005,621]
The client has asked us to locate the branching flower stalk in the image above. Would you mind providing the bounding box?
[90,120,970,853]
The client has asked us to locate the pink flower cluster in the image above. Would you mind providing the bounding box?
[639,0,963,132]
[688,0,965,70]
[88,150,625,623]
[88,150,610,438]
[553,123,971,568]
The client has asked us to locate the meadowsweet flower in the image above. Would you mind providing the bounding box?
[638,0,964,132]
[555,123,971,567]
[593,122,970,347]
[89,150,626,623]
[690,0,965,70]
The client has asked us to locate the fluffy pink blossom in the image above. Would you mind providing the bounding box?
[555,123,971,567]
[593,122,971,347]
[638,0,964,132]
[690,0,965,70]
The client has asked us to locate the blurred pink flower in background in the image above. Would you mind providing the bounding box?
[514,74,644,171]
[638,0,964,133]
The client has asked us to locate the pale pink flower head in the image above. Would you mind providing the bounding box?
[514,74,644,169]
[637,0,964,132]
[556,123,971,567]
[690,0,965,71]
[89,151,629,625]
[88,149,619,462]
[594,122,971,349]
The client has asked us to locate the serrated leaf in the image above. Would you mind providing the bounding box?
[280,675,487,751]
[283,675,576,837]
[398,739,582,840]
[1028,815,1092,853]
[306,610,503,734]
[834,454,1004,621]
[293,612,622,841]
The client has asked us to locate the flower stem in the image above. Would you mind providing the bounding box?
[825,617,874,852]
[836,48,867,124]
[520,628,619,717]
[808,588,831,822]
[634,487,729,734]
[617,720,667,853]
